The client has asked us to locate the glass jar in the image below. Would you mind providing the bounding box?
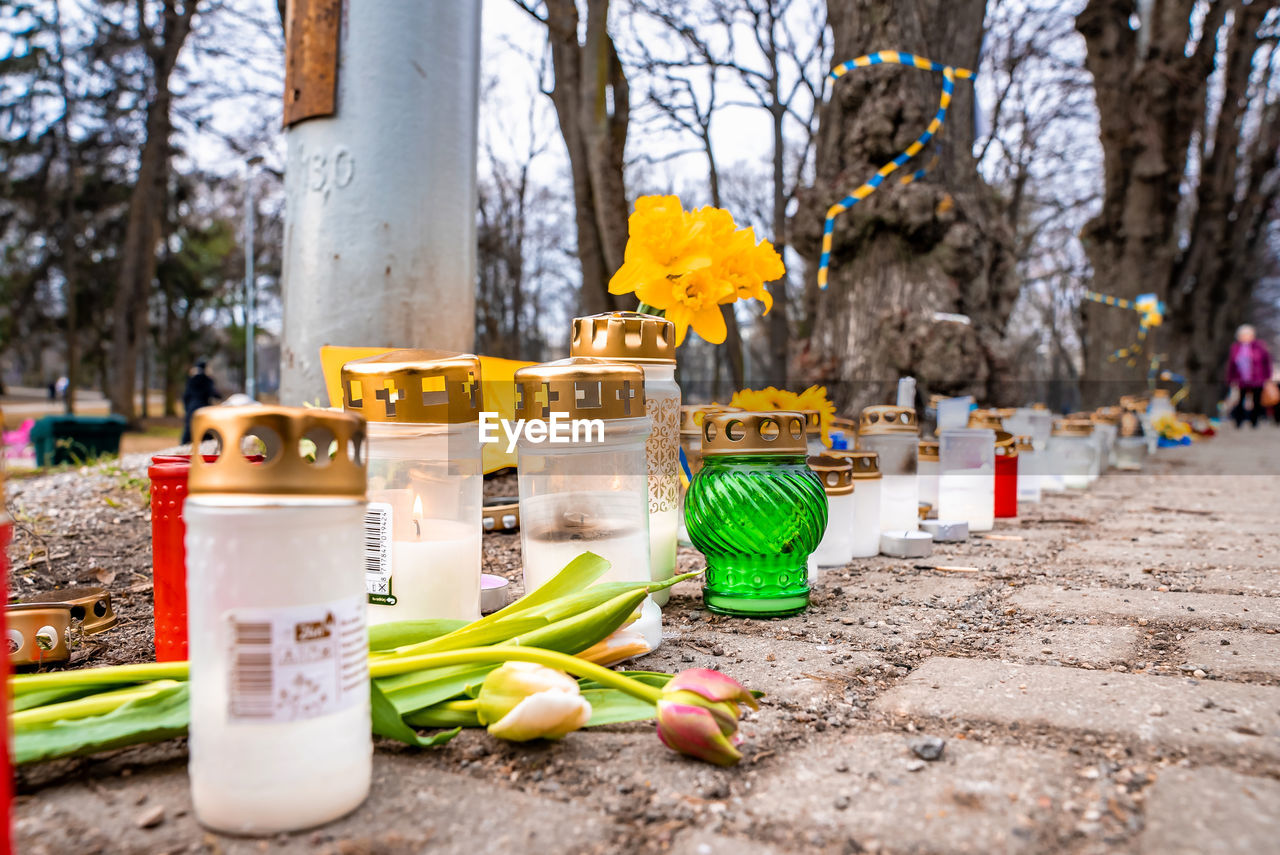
[857,405,919,532]
[1049,419,1095,489]
[1014,435,1041,503]
[808,455,855,569]
[343,350,482,625]
[918,440,940,514]
[1114,407,1147,470]
[185,407,371,835]
[939,427,995,532]
[572,313,679,606]
[686,411,826,617]
[994,433,1018,519]
[514,357,660,649]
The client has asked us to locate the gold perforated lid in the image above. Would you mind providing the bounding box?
[342,349,481,424]
[1118,410,1145,438]
[918,440,940,462]
[514,357,646,421]
[968,409,1004,431]
[680,404,742,435]
[858,405,919,436]
[831,449,881,478]
[800,410,822,434]
[807,455,854,495]
[1052,418,1094,437]
[1092,407,1121,425]
[1153,389,1170,399]
[1031,402,1049,411]
[701,411,806,457]
[570,311,676,364]
[188,406,367,498]
[1014,434,1035,452]
[994,431,1017,457]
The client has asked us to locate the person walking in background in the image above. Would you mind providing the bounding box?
[1226,325,1273,428]
[181,360,221,444]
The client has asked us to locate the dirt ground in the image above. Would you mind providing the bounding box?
[6,426,1280,854]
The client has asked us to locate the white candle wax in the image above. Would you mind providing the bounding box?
[367,517,481,625]
[880,474,919,532]
[648,507,678,606]
[938,467,994,532]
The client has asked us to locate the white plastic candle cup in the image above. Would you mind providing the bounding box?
[858,413,919,533]
[918,442,940,510]
[1114,436,1148,470]
[515,357,659,651]
[1017,447,1044,503]
[364,422,482,624]
[343,351,484,625]
[1048,421,1095,489]
[938,428,995,532]
[572,314,681,606]
[185,407,371,836]
[808,456,856,569]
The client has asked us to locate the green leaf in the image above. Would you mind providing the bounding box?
[370,680,460,749]
[15,684,190,765]
[381,664,497,716]
[581,689,658,727]
[369,618,468,651]
[578,671,673,692]
[403,705,482,729]
[501,551,612,613]
[13,684,130,712]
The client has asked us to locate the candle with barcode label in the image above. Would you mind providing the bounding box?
[184,406,372,835]
[343,350,484,625]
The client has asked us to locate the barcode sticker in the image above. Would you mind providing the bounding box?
[364,502,396,605]
[225,596,366,724]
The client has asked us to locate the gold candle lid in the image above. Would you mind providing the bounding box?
[570,312,676,365]
[918,440,940,462]
[831,449,881,478]
[1092,408,1121,425]
[1052,418,1094,437]
[968,409,1004,431]
[189,406,368,498]
[1014,434,1035,452]
[994,431,1017,457]
[858,405,919,436]
[800,410,822,434]
[1152,388,1170,399]
[514,357,646,420]
[680,404,742,436]
[831,416,858,435]
[807,455,854,495]
[701,411,806,457]
[342,349,481,424]
[1031,402,1049,411]
[996,407,1016,420]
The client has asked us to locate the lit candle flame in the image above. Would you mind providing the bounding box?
[412,495,423,538]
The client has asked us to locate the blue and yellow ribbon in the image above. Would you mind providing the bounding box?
[818,51,975,289]
[1082,291,1166,366]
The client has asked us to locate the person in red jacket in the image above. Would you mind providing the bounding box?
[1226,324,1274,428]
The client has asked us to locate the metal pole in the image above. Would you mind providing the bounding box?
[279,1,481,405]
[244,155,261,400]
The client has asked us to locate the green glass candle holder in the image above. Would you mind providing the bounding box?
[685,412,827,617]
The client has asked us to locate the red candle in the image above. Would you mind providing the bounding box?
[994,450,1018,518]
[149,456,195,661]
[2,498,12,854]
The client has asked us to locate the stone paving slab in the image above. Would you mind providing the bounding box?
[1138,766,1280,854]
[742,733,1069,854]
[876,657,1280,762]
[998,624,1140,667]
[1008,585,1280,628]
[1180,630,1280,680]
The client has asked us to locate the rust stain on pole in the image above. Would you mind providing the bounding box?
[283,0,342,127]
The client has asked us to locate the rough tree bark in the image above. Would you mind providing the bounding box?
[1075,0,1233,407]
[532,0,629,315]
[109,0,198,421]
[793,0,1015,414]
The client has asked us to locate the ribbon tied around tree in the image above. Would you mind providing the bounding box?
[1081,290,1167,365]
[818,51,976,289]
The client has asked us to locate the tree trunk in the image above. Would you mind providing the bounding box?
[543,0,628,315]
[1075,0,1231,407]
[793,0,1015,414]
[108,1,197,421]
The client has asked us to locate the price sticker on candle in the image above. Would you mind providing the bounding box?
[225,596,366,723]
[364,502,396,605]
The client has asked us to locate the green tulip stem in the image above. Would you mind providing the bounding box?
[13,680,183,728]
[371,647,665,704]
[438,698,479,712]
[635,302,664,318]
[11,662,190,695]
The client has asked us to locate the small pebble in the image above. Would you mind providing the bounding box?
[834,795,851,810]
[1192,669,1206,678]
[835,760,849,773]
[135,804,165,829]
[909,735,945,761]
[905,760,925,772]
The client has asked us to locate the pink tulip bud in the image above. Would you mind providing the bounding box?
[655,669,758,766]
